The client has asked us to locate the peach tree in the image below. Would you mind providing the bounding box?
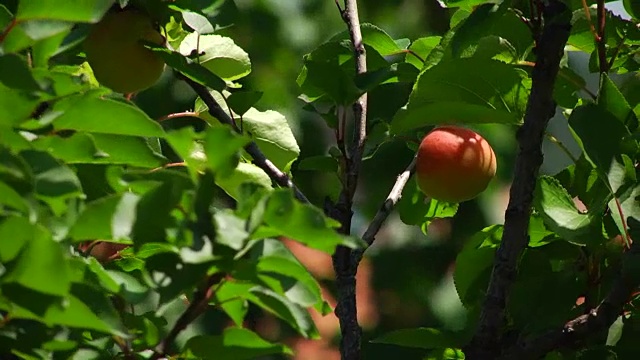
[1,0,640,359]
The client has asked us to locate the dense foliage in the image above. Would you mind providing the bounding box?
[2,0,640,359]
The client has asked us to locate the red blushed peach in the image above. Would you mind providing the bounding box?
[416,126,497,203]
[78,241,128,263]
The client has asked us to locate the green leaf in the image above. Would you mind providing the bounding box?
[226,90,263,116]
[147,44,227,92]
[568,104,632,184]
[624,0,640,19]
[406,36,441,70]
[247,287,319,339]
[184,327,292,360]
[425,348,466,360]
[250,239,324,309]
[569,7,632,59]
[69,283,127,336]
[85,257,120,294]
[3,225,71,296]
[0,287,124,336]
[219,297,248,327]
[438,0,494,9]
[0,216,32,263]
[32,132,102,163]
[533,176,600,245]
[329,23,403,57]
[20,150,83,215]
[0,83,41,126]
[33,132,167,168]
[450,3,507,58]
[257,189,361,253]
[214,210,249,250]
[300,59,362,105]
[354,63,419,92]
[608,168,640,244]
[16,0,113,22]
[216,162,273,200]
[106,270,149,304]
[179,33,252,81]
[392,58,528,133]
[165,127,208,180]
[614,314,640,357]
[397,179,459,231]
[553,66,586,108]
[31,30,69,68]
[450,2,530,61]
[599,73,637,129]
[241,108,300,172]
[131,181,184,248]
[371,327,461,349]
[46,293,124,335]
[91,134,167,167]
[52,95,165,137]
[508,249,582,333]
[196,91,300,172]
[528,214,559,247]
[367,82,413,123]
[213,281,253,321]
[203,126,249,178]
[181,11,215,34]
[68,193,139,242]
[0,181,29,213]
[0,54,41,91]
[454,245,495,307]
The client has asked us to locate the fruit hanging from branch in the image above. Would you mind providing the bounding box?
[415,125,497,203]
[83,8,166,94]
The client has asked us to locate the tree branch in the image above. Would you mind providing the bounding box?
[500,241,640,360]
[151,274,224,359]
[465,2,572,358]
[329,1,369,359]
[347,155,417,279]
[179,75,310,203]
[361,156,417,247]
[596,0,607,73]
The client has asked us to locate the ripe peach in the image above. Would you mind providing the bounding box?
[78,241,128,263]
[415,126,497,203]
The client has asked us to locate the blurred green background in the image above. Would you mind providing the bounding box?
[128,1,629,358]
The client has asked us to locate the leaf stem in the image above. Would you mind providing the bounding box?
[157,111,202,122]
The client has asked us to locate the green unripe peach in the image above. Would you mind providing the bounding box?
[415,126,497,203]
[83,9,165,93]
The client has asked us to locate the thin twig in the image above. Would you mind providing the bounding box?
[179,74,309,203]
[157,111,201,122]
[329,1,369,359]
[150,162,187,172]
[581,0,599,42]
[596,0,607,73]
[464,1,572,358]
[361,156,417,246]
[0,18,17,43]
[347,156,418,288]
[499,241,640,359]
[607,30,628,71]
[544,131,578,164]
